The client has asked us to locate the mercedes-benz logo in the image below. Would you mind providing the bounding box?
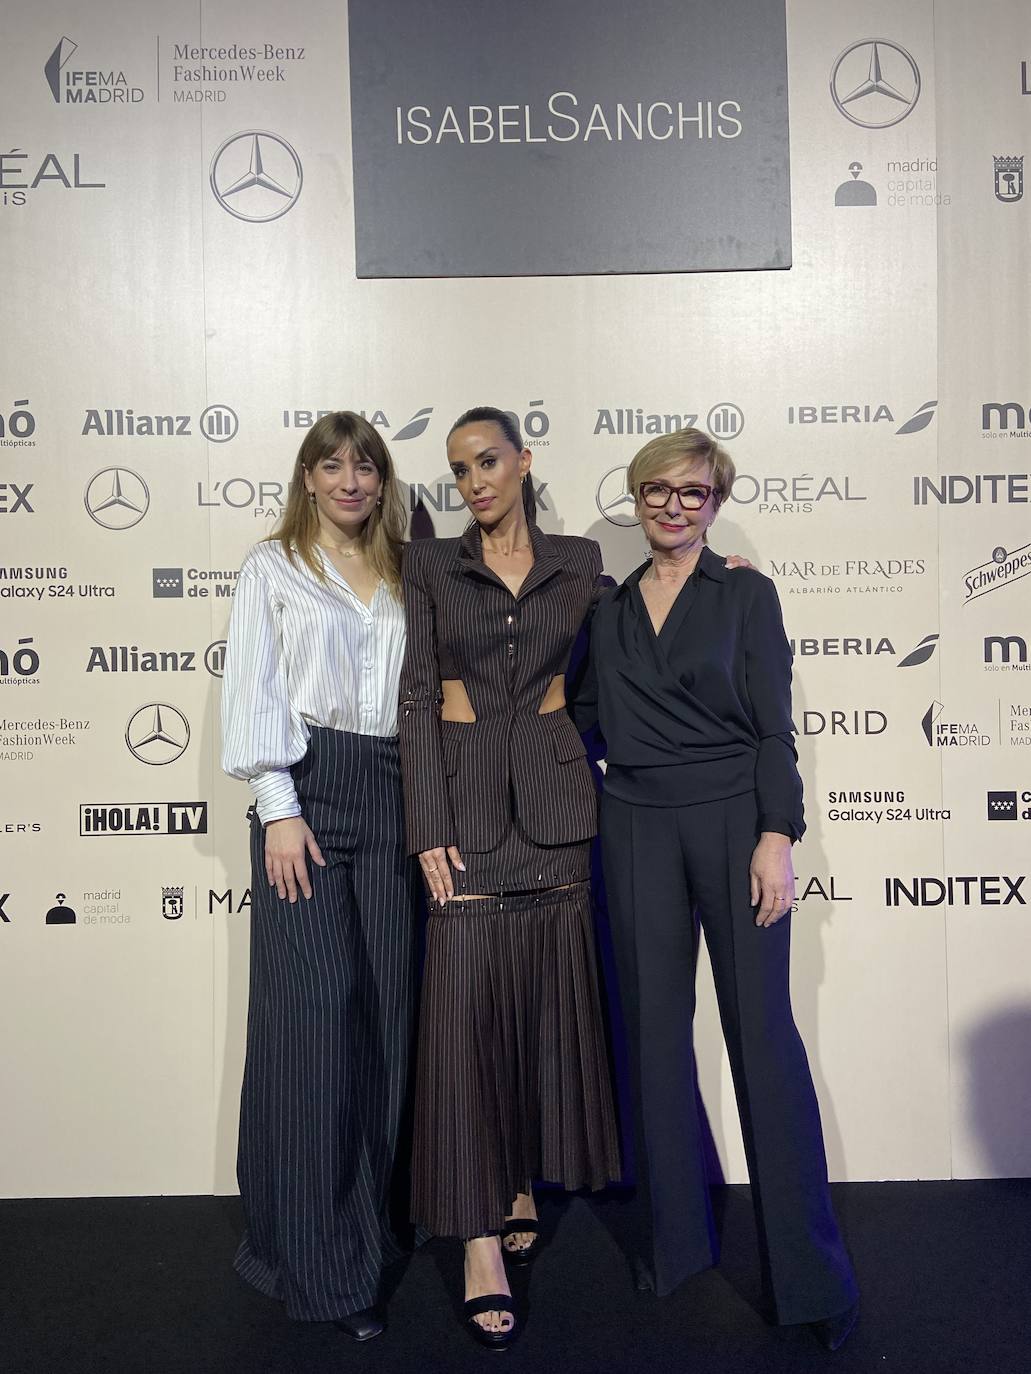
[125,703,190,765]
[596,467,639,527]
[209,131,303,222]
[830,40,921,129]
[84,467,151,530]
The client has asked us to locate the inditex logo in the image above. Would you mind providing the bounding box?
[80,802,208,836]
[125,704,190,765]
[830,39,921,129]
[209,131,303,222]
[84,468,149,530]
[963,543,1031,604]
[913,473,1031,505]
[0,482,34,514]
[884,875,1025,907]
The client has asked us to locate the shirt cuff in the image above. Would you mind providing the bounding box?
[249,770,301,824]
[758,815,799,842]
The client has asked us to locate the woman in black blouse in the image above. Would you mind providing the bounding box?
[575,428,859,1351]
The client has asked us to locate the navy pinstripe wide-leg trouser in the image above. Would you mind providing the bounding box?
[235,727,420,1321]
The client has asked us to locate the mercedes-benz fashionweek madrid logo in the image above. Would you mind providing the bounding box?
[210,131,302,222]
[84,467,150,529]
[125,703,190,765]
[830,40,921,129]
[596,467,639,527]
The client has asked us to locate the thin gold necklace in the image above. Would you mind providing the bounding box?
[319,542,361,560]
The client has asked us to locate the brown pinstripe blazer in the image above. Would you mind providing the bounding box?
[398,521,601,856]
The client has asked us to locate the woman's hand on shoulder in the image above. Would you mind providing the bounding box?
[725,554,756,571]
[264,816,326,903]
[418,845,466,906]
[749,832,795,926]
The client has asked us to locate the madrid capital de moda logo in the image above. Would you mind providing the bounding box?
[210,131,302,222]
[830,40,921,129]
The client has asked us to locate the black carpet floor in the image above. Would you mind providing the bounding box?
[3,1182,1029,1374]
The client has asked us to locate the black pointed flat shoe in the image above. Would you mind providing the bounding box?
[463,1293,520,1349]
[501,1218,542,1267]
[810,1300,859,1351]
[333,1307,385,1341]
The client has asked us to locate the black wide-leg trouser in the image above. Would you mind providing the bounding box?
[600,789,858,1324]
[235,727,420,1322]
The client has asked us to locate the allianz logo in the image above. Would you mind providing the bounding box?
[82,405,237,441]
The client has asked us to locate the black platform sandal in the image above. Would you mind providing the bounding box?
[500,1217,542,1267]
[463,1294,520,1350]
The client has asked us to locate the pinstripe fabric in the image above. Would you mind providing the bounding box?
[221,541,407,822]
[234,727,420,1321]
[398,521,601,861]
[398,520,620,1236]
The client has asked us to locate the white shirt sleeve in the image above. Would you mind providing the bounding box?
[220,560,309,823]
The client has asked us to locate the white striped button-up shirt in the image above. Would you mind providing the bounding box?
[221,540,406,822]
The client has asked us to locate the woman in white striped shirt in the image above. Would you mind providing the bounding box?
[221,412,418,1343]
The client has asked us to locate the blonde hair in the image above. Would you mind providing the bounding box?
[267,412,406,598]
[626,428,736,511]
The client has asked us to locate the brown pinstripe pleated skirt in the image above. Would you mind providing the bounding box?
[411,867,621,1238]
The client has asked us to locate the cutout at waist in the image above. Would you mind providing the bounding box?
[441,675,567,723]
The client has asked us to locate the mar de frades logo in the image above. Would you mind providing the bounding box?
[210,131,302,222]
[44,36,144,105]
[830,39,921,129]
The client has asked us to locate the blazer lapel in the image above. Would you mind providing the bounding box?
[516,522,566,600]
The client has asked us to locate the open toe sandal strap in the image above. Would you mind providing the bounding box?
[501,1219,540,1238]
[464,1294,516,1320]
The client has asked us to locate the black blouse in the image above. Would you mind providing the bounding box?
[572,547,804,839]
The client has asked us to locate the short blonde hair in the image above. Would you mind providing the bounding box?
[626,428,736,510]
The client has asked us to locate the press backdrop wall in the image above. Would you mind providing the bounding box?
[2,0,1030,1198]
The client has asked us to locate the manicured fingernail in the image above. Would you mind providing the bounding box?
[457,863,466,871]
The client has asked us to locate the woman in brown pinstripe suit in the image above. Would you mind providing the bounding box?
[398,406,621,1347]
